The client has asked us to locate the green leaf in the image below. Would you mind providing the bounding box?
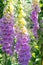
[29,61,33,65]
[7,59,11,65]
[35,58,40,62]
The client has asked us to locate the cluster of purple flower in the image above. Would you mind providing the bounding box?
[18,44,31,65]
[0,1,31,65]
[31,10,39,39]
[31,4,41,39]
[15,32,31,65]
[0,14,14,55]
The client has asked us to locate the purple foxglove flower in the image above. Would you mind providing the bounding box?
[15,32,30,52]
[0,14,14,55]
[15,32,31,65]
[31,5,40,39]
[32,4,41,13]
[31,10,38,23]
[0,18,3,44]
[18,44,31,65]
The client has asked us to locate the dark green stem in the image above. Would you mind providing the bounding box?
[41,44,43,65]
[0,0,4,18]
[4,53,7,65]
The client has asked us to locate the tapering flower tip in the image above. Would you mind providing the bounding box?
[35,4,41,13]
[0,14,14,55]
[31,9,39,39]
[18,44,31,65]
[3,0,14,16]
[32,0,39,5]
[31,9,40,29]
[32,0,41,13]
[32,4,41,13]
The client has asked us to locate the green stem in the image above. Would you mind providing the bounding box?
[4,53,7,65]
[0,0,4,18]
[41,44,43,65]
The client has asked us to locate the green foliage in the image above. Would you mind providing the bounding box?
[7,59,11,65]
[0,0,4,18]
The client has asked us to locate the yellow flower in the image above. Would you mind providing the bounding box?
[18,18,27,26]
[3,5,9,15]
[32,0,39,5]
[20,10,26,17]
[3,2,14,15]
[20,26,28,34]
[7,0,14,4]
[9,3,14,14]
[18,14,23,18]
[18,13,23,18]
[18,10,26,18]
[19,4,23,10]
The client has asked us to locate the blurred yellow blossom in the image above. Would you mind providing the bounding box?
[18,18,27,26]
[32,0,39,5]
[3,1,14,15]
[19,10,26,17]
[20,26,28,34]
